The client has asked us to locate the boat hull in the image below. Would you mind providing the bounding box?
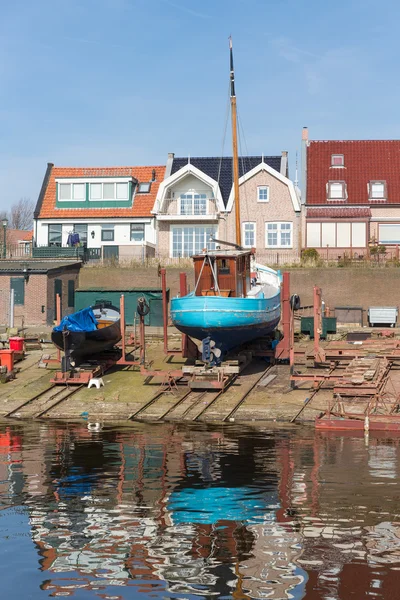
[171,292,281,353]
[51,320,121,361]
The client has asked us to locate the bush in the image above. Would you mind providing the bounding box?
[301,248,320,263]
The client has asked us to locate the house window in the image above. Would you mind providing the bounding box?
[89,182,129,201]
[171,226,216,257]
[101,225,114,241]
[379,223,400,244]
[73,224,88,245]
[131,224,145,242]
[369,181,386,200]
[266,222,293,248]
[48,224,62,247]
[257,186,269,202]
[58,183,86,201]
[331,154,344,167]
[179,194,207,215]
[306,222,367,248]
[138,182,151,193]
[243,222,256,248]
[328,181,346,200]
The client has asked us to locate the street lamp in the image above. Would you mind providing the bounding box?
[2,218,8,259]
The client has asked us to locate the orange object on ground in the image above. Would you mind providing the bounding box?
[9,337,24,352]
[0,349,15,372]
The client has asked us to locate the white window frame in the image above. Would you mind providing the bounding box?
[327,181,346,200]
[58,182,86,202]
[170,225,217,258]
[89,182,129,202]
[331,154,345,167]
[257,186,269,203]
[369,181,386,200]
[179,193,207,216]
[130,223,145,242]
[101,225,115,242]
[242,222,256,248]
[265,222,293,249]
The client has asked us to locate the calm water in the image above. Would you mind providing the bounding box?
[0,421,399,600]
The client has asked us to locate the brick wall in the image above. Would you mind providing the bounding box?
[0,274,48,327]
[80,265,400,327]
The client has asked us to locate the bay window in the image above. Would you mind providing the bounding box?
[171,226,216,257]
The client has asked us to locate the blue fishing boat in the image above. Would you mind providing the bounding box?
[170,40,281,359]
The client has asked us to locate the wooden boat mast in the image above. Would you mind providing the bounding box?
[229,37,241,247]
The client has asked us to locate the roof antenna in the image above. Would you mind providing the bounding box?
[295,151,299,187]
[188,154,191,165]
[261,152,264,164]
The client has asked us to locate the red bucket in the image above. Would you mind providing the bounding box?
[9,337,24,352]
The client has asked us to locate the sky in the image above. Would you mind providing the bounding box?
[0,0,399,211]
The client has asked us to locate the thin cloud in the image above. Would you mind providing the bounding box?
[159,0,211,19]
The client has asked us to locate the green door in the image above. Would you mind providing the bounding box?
[54,279,62,320]
[103,246,119,261]
[10,278,25,305]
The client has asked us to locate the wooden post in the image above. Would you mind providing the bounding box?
[120,294,126,363]
[56,293,61,363]
[161,268,168,355]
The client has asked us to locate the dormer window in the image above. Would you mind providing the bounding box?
[138,182,151,193]
[331,154,344,167]
[328,181,346,200]
[369,181,386,200]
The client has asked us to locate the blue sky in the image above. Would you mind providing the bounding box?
[0,0,399,211]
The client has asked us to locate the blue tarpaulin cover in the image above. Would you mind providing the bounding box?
[53,307,98,332]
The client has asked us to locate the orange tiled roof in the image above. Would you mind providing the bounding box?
[6,229,33,244]
[37,165,165,219]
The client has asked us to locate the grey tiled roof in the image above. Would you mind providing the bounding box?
[171,156,282,206]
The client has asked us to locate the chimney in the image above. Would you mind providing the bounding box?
[301,127,308,205]
[280,150,288,177]
[165,152,175,179]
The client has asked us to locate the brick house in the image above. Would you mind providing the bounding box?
[152,152,297,258]
[34,163,165,262]
[0,260,81,327]
[224,157,301,259]
[303,128,400,258]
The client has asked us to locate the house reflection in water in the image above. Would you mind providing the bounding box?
[1,421,400,599]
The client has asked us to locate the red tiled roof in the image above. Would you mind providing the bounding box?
[307,207,371,218]
[37,165,165,219]
[307,140,400,205]
[6,229,33,244]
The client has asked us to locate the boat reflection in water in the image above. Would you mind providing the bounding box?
[1,422,400,598]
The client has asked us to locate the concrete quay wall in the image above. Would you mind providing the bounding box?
[79,266,400,326]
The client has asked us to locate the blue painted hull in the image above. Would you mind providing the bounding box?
[170,291,281,353]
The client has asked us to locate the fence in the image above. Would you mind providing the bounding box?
[0,243,32,259]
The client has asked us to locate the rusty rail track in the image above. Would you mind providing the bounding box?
[5,384,84,419]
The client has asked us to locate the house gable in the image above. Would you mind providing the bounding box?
[225,162,301,213]
[153,163,225,214]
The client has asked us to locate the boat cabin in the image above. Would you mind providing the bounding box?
[193,250,253,298]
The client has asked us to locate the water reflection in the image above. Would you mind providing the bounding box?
[0,423,400,598]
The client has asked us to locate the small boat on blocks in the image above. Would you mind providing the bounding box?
[51,304,121,364]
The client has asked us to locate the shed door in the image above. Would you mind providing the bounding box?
[103,246,119,261]
[54,279,62,320]
[10,278,25,305]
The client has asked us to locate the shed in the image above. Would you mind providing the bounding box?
[0,260,82,327]
[74,288,168,326]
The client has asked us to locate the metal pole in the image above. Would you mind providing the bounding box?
[120,294,126,363]
[180,272,188,356]
[9,289,14,329]
[3,225,6,259]
[161,268,168,355]
[56,293,61,363]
